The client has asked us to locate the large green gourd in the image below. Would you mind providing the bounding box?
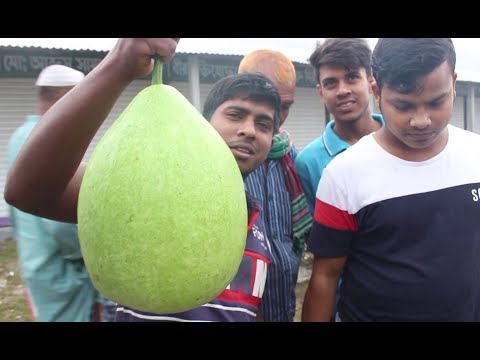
[77,59,247,314]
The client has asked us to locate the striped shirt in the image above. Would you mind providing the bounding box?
[244,147,300,322]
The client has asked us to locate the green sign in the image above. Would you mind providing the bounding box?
[0,47,317,88]
[0,47,106,77]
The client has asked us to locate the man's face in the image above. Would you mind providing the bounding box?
[373,61,456,160]
[317,65,372,124]
[209,97,275,177]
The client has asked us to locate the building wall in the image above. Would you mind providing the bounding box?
[0,78,37,220]
[0,79,151,219]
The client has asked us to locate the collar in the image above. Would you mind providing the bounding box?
[323,113,384,157]
[26,115,42,124]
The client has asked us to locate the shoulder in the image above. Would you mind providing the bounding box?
[325,133,375,172]
[449,124,480,140]
[296,137,326,162]
[447,125,480,159]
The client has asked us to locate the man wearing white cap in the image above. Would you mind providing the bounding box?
[6,64,105,321]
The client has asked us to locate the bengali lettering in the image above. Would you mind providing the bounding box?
[171,59,188,77]
[74,57,102,74]
[2,55,28,73]
[198,61,236,81]
[29,56,73,70]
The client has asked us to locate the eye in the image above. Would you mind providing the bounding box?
[429,98,446,108]
[394,103,413,112]
[322,79,336,89]
[227,112,242,120]
[256,120,273,132]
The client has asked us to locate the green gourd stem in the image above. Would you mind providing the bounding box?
[152,57,163,85]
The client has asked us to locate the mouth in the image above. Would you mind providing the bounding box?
[230,144,256,159]
[407,132,435,142]
[336,100,355,111]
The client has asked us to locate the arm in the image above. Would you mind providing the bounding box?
[294,155,316,215]
[4,38,179,223]
[301,255,346,322]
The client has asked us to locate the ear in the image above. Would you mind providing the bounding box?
[367,75,374,93]
[316,84,323,99]
[371,79,380,103]
[453,72,457,98]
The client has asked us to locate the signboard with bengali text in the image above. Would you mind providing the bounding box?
[0,47,317,88]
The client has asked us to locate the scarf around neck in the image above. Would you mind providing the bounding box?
[268,128,313,254]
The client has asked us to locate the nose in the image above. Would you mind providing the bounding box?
[238,117,256,138]
[410,108,431,129]
[337,80,352,97]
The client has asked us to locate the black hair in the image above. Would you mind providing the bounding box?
[202,72,281,133]
[372,38,456,94]
[309,38,372,84]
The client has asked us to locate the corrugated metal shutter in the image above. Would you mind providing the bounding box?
[0,79,37,218]
[451,95,465,129]
[199,83,214,110]
[0,78,192,219]
[474,97,480,134]
[284,87,326,151]
[169,81,192,104]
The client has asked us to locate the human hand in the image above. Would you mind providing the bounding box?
[107,38,180,83]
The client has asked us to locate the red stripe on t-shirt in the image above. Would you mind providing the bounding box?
[217,288,261,307]
[314,198,358,231]
[247,209,259,232]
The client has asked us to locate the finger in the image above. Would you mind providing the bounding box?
[148,38,179,64]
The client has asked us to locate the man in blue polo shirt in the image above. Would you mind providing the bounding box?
[294,38,383,320]
[295,38,383,216]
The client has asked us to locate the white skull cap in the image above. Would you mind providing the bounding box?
[35,64,85,87]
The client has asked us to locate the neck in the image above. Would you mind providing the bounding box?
[333,113,380,145]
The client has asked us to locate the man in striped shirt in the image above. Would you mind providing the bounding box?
[239,50,313,321]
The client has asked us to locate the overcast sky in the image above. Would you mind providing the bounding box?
[1,38,479,82]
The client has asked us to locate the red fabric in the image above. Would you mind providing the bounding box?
[314,198,358,231]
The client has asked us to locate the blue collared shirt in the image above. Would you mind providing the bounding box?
[295,114,384,214]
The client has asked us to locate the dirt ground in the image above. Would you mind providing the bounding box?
[294,281,309,322]
[294,252,312,322]
[0,238,31,322]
